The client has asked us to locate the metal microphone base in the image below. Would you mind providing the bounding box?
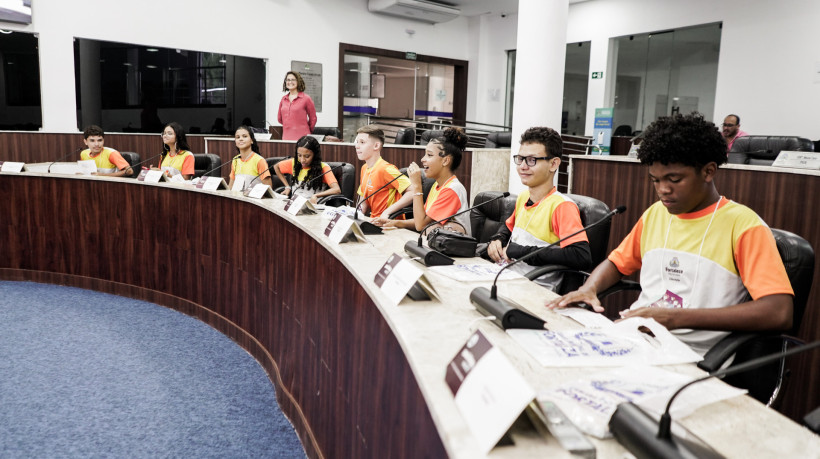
[609,402,723,459]
[469,287,546,330]
[354,218,383,235]
[404,241,454,266]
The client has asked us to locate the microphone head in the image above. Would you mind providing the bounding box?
[501,192,511,197]
[614,205,627,214]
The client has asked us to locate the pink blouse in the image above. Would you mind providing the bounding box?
[277,92,317,141]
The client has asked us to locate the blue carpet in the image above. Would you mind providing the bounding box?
[0,281,305,458]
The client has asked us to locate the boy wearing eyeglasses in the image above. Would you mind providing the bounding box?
[486,126,592,290]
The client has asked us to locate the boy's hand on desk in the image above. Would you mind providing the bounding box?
[546,287,604,313]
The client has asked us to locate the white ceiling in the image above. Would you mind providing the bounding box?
[439,0,592,17]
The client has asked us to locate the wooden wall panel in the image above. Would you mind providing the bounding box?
[0,175,445,458]
[0,131,215,165]
[570,157,820,422]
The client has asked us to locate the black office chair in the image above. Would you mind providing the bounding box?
[265,156,290,190]
[317,161,356,207]
[469,191,518,257]
[312,127,342,139]
[394,127,416,145]
[484,132,512,148]
[613,125,633,137]
[419,129,446,144]
[192,153,222,178]
[523,194,611,294]
[697,228,814,407]
[387,168,436,220]
[119,151,141,178]
[586,228,814,407]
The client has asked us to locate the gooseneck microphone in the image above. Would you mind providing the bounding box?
[48,147,84,173]
[243,160,279,191]
[129,151,165,172]
[404,192,511,266]
[352,172,407,235]
[469,205,626,330]
[609,339,820,459]
[201,154,240,179]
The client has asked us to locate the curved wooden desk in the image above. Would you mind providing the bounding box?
[0,174,443,458]
[2,173,817,458]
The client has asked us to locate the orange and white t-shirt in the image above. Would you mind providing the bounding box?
[425,175,470,235]
[80,147,129,174]
[357,157,410,217]
[609,198,793,355]
[230,153,271,184]
[159,150,195,177]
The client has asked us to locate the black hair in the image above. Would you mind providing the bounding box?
[519,126,562,158]
[429,127,467,170]
[234,125,260,154]
[293,135,325,191]
[638,112,727,168]
[162,122,191,154]
[727,114,740,125]
[83,125,104,139]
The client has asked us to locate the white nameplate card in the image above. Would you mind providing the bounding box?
[0,161,25,173]
[244,183,275,199]
[373,253,440,304]
[76,159,97,175]
[445,330,536,453]
[772,151,820,170]
[323,213,366,244]
[283,195,318,215]
[196,176,228,190]
[137,169,166,183]
[230,175,249,191]
[44,162,82,175]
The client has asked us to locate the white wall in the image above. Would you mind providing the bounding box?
[569,0,820,138]
[17,0,471,132]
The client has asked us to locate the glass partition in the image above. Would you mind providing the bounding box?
[0,30,42,130]
[73,38,266,134]
[612,22,722,133]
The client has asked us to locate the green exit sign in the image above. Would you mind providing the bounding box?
[591,71,604,79]
[406,52,417,60]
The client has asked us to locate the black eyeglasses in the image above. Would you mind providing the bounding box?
[722,123,736,128]
[513,155,554,166]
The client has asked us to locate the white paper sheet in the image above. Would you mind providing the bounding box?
[507,317,702,367]
[428,263,526,282]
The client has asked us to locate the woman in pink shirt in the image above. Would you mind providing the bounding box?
[277,71,317,141]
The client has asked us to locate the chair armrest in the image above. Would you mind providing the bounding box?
[524,264,573,281]
[388,207,413,220]
[697,332,805,373]
[597,279,641,299]
[318,194,353,206]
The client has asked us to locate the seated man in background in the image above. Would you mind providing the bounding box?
[548,112,793,356]
[80,125,133,177]
[722,114,748,151]
[486,126,592,291]
[354,125,412,218]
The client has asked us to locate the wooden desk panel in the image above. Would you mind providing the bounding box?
[0,175,444,458]
[569,156,820,421]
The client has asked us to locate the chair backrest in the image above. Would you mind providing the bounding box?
[484,131,512,148]
[265,156,290,190]
[771,228,815,335]
[729,136,815,165]
[419,129,445,144]
[119,151,141,178]
[470,191,518,244]
[613,125,633,137]
[313,127,342,139]
[325,161,356,204]
[563,194,612,266]
[394,127,416,145]
[193,153,222,178]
